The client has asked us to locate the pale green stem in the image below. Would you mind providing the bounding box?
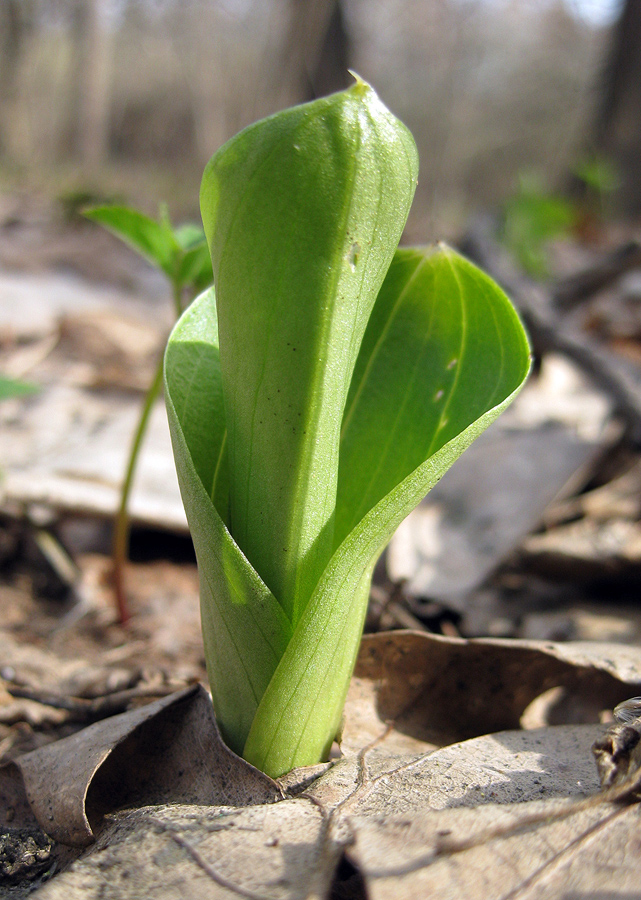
[112,281,184,624]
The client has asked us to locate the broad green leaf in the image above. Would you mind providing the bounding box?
[164,289,291,754]
[0,375,38,401]
[84,205,178,277]
[200,79,418,624]
[335,245,530,545]
[243,246,531,775]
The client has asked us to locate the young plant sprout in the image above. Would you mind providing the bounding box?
[164,76,531,778]
[0,376,38,401]
[83,204,213,624]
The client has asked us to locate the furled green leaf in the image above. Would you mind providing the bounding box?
[200,79,418,624]
[84,205,178,277]
[164,288,291,753]
[166,248,530,775]
[242,245,531,775]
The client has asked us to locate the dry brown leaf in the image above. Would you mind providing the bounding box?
[347,800,641,899]
[32,800,334,900]
[1,686,280,847]
[24,718,638,900]
[57,309,163,391]
[4,633,641,899]
[340,631,641,756]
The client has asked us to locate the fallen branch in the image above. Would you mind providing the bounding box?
[3,682,187,724]
[460,219,641,444]
[553,240,641,310]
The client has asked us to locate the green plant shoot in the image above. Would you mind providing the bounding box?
[84,203,213,624]
[164,77,531,777]
[0,376,38,401]
[502,173,577,278]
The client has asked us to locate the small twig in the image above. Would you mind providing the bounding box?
[553,240,641,310]
[369,582,427,632]
[461,220,641,443]
[3,683,182,723]
[32,528,80,588]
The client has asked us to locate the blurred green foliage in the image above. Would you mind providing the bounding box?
[502,156,620,278]
[0,376,38,402]
[502,173,577,278]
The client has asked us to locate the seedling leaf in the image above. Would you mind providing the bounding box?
[176,241,214,294]
[84,204,178,277]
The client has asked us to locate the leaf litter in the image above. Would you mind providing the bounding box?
[0,236,636,892]
[2,631,641,898]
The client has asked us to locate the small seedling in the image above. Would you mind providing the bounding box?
[572,155,621,237]
[164,77,530,777]
[84,204,213,623]
[502,173,577,278]
[0,376,38,401]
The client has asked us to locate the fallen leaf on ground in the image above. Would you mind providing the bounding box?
[3,632,641,899]
[0,686,279,847]
[341,631,641,755]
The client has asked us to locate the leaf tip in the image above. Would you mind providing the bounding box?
[347,70,372,97]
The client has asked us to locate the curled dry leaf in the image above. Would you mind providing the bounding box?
[593,696,641,792]
[340,631,641,756]
[0,685,280,848]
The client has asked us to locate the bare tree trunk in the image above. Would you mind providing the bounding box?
[593,0,641,215]
[0,0,23,100]
[306,0,351,100]
[276,0,351,108]
[0,0,33,156]
[71,0,113,173]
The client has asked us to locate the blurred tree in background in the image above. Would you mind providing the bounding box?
[592,0,641,215]
[0,0,628,233]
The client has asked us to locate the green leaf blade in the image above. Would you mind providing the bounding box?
[201,79,418,624]
[164,289,292,754]
[164,289,228,518]
[335,244,532,545]
[84,205,178,277]
[244,246,531,776]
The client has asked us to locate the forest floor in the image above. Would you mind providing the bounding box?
[2,193,641,897]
